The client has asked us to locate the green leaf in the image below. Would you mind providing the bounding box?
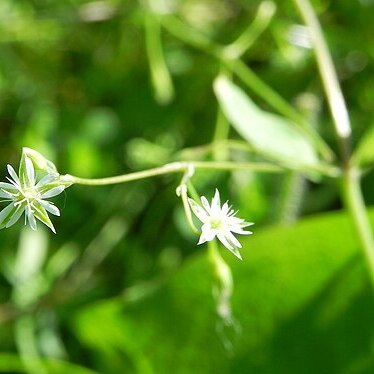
[73,209,374,373]
[352,121,374,167]
[0,354,99,374]
[214,76,319,168]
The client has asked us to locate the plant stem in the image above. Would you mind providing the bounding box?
[294,0,374,287]
[342,168,374,286]
[160,13,334,162]
[144,12,174,104]
[208,240,233,322]
[293,0,351,162]
[222,1,276,59]
[62,161,283,186]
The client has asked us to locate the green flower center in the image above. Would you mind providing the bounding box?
[210,217,224,230]
[19,187,39,202]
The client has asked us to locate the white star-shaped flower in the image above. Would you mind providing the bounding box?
[0,155,65,233]
[188,189,253,259]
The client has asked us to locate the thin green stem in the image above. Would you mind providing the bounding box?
[293,0,351,163]
[15,316,47,374]
[144,11,174,104]
[293,0,374,288]
[208,240,234,322]
[160,14,334,162]
[223,1,276,59]
[62,161,284,186]
[342,168,374,287]
[177,184,199,234]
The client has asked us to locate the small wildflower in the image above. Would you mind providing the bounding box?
[188,189,253,260]
[0,154,65,233]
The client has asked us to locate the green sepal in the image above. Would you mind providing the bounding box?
[32,203,56,233]
[22,147,58,174]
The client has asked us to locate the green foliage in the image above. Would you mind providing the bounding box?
[73,209,374,373]
[1,0,374,373]
[214,76,319,168]
[352,121,374,169]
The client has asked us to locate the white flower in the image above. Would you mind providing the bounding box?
[0,155,65,233]
[188,189,253,260]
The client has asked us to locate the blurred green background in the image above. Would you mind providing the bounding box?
[1,0,374,373]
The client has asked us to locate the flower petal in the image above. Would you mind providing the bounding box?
[0,182,17,190]
[224,231,242,248]
[200,223,217,241]
[25,156,36,187]
[188,198,208,223]
[216,232,234,250]
[5,205,25,228]
[26,207,37,231]
[36,173,58,188]
[200,196,211,213]
[39,199,60,216]
[7,165,20,185]
[0,188,15,199]
[41,185,65,198]
[0,203,17,228]
[211,189,221,209]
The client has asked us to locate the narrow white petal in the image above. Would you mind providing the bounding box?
[221,202,230,215]
[0,189,14,199]
[0,203,16,226]
[201,196,211,213]
[230,227,252,235]
[227,246,243,260]
[36,173,58,188]
[41,186,65,198]
[39,200,60,216]
[225,231,242,248]
[5,205,25,228]
[188,198,208,223]
[7,165,20,185]
[212,189,221,208]
[0,182,17,190]
[198,228,217,245]
[26,208,37,230]
[197,235,208,245]
[25,156,35,187]
[216,233,234,250]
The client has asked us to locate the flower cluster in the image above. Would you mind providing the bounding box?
[0,154,65,233]
[1,149,254,260]
[188,189,253,260]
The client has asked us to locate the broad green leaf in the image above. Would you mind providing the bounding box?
[352,121,374,167]
[73,209,374,373]
[214,76,319,168]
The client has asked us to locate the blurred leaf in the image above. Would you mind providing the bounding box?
[81,108,120,145]
[352,121,374,168]
[145,12,175,105]
[214,76,319,168]
[0,353,99,374]
[126,138,173,168]
[12,228,48,284]
[11,228,49,308]
[73,208,374,373]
